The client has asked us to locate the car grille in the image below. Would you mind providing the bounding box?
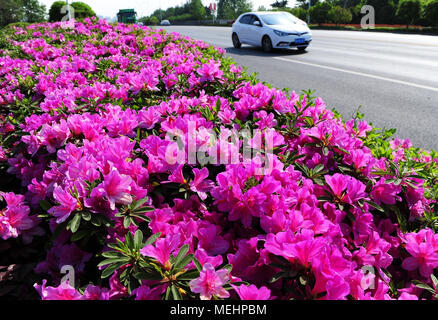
[287,32,309,36]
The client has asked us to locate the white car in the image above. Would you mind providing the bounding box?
[160,20,171,26]
[232,11,312,52]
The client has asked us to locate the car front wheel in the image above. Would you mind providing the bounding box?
[232,33,241,49]
[262,36,273,53]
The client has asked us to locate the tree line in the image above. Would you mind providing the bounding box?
[139,0,254,25]
[0,0,96,27]
[274,0,438,27]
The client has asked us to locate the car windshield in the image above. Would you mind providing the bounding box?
[258,13,298,25]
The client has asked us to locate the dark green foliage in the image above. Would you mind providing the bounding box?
[0,0,46,26]
[328,5,353,25]
[423,0,438,26]
[48,1,96,22]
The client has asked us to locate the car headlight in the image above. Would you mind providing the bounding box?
[273,30,289,37]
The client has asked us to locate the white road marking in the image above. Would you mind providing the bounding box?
[274,57,438,92]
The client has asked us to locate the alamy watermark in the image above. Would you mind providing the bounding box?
[361,5,375,29]
[60,264,75,287]
[61,5,75,29]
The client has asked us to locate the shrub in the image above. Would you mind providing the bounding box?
[150,16,159,25]
[310,2,332,24]
[328,6,353,25]
[48,1,96,22]
[0,19,437,301]
[397,0,422,28]
[423,0,438,26]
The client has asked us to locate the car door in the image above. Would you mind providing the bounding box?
[236,14,251,43]
[246,15,263,46]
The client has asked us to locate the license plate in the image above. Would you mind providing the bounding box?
[295,38,305,44]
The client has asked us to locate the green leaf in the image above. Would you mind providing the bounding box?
[176,269,200,281]
[222,264,233,273]
[39,200,52,211]
[313,164,325,174]
[412,280,435,294]
[132,197,150,210]
[134,230,143,250]
[69,214,81,233]
[145,232,161,245]
[364,199,385,212]
[171,285,182,300]
[90,215,102,227]
[81,211,91,221]
[123,216,132,229]
[70,229,89,242]
[270,272,285,283]
[174,253,194,271]
[164,286,171,300]
[102,251,125,258]
[193,257,202,272]
[98,257,130,268]
[101,261,127,279]
[431,274,438,289]
[132,206,154,214]
[125,231,134,249]
[173,244,189,267]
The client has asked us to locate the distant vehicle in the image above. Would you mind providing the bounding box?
[232,11,312,53]
[117,9,137,24]
[160,20,171,26]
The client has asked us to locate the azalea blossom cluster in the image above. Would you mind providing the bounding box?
[0,18,437,301]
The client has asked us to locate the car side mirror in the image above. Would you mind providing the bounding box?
[253,21,261,27]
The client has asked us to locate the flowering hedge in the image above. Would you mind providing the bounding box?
[0,18,437,300]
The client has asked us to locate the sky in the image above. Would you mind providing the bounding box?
[39,0,298,19]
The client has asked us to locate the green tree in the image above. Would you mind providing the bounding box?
[328,5,353,25]
[190,0,206,20]
[218,0,252,20]
[396,0,421,28]
[150,16,159,25]
[72,2,96,19]
[49,1,96,22]
[296,0,320,7]
[288,7,309,20]
[360,0,398,24]
[0,0,24,26]
[258,5,268,11]
[271,0,289,8]
[22,0,46,23]
[0,0,46,26]
[423,0,438,26]
[310,1,332,24]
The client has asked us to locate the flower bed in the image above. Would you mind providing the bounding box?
[0,18,437,300]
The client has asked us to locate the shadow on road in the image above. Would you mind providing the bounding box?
[225,46,308,57]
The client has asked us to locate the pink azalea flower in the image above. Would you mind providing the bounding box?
[197,60,223,83]
[325,173,349,201]
[190,168,215,200]
[324,275,350,300]
[131,285,163,300]
[96,169,133,210]
[402,229,438,278]
[0,192,38,240]
[81,285,110,300]
[370,178,402,205]
[34,280,82,300]
[232,284,271,300]
[189,263,230,300]
[140,234,181,269]
[48,185,78,223]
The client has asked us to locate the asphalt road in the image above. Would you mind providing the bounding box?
[161,26,438,151]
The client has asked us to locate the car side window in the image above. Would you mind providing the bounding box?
[249,15,262,26]
[239,15,251,24]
